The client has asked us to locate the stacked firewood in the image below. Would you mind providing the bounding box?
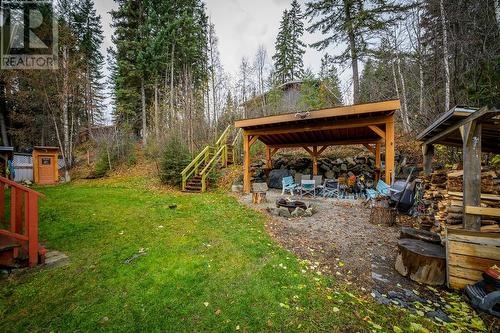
[421,167,500,233]
[419,170,448,230]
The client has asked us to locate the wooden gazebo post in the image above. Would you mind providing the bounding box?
[385,119,395,184]
[461,121,482,230]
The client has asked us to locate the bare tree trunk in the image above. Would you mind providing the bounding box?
[397,56,410,132]
[141,77,147,144]
[0,79,9,146]
[440,0,451,112]
[419,64,424,114]
[62,47,70,181]
[344,3,359,104]
[154,78,159,139]
[391,60,408,133]
[170,43,175,130]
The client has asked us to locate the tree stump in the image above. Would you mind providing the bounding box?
[252,192,267,204]
[400,227,441,245]
[369,200,396,226]
[395,239,446,285]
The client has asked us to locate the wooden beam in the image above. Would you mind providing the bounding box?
[265,146,272,170]
[363,143,375,155]
[302,146,314,155]
[244,115,393,136]
[249,135,260,147]
[243,134,251,193]
[235,100,401,128]
[269,138,384,149]
[271,148,279,157]
[422,144,434,175]
[368,125,386,139]
[462,121,482,231]
[317,146,328,155]
[385,120,395,184]
[465,206,500,217]
[424,106,499,146]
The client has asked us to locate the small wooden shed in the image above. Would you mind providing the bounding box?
[33,146,59,185]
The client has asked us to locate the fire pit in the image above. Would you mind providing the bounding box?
[276,198,308,212]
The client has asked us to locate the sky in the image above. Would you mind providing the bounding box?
[95,0,354,120]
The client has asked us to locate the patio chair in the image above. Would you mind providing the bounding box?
[365,179,391,200]
[313,175,324,195]
[301,174,311,181]
[282,176,298,195]
[300,179,316,198]
[322,179,340,198]
[294,173,303,184]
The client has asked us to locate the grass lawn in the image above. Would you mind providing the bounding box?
[0,176,447,332]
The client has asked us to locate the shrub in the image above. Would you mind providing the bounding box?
[94,127,136,177]
[159,136,191,186]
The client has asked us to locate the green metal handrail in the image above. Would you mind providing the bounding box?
[200,144,226,192]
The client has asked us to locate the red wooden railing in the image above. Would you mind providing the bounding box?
[0,176,44,267]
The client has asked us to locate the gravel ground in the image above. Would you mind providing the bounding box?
[239,190,500,329]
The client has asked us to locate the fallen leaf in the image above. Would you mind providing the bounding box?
[215,309,221,315]
[203,302,209,307]
[332,307,340,313]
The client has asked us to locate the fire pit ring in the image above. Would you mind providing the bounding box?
[276,198,308,213]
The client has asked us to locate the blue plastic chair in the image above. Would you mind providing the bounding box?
[365,179,391,199]
[282,176,298,195]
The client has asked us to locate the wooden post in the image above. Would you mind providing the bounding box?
[385,119,395,184]
[422,144,434,175]
[461,121,482,231]
[28,192,39,267]
[312,146,318,176]
[265,146,272,170]
[375,143,381,183]
[243,133,251,193]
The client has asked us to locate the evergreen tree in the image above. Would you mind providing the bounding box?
[319,53,343,105]
[73,0,105,126]
[272,1,306,84]
[306,0,407,103]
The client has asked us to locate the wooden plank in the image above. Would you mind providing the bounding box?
[448,266,484,281]
[234,100,401,128]
[243,115,393,136]
[465,206,500,217]
[449,275,479,290]
[448,192,500,201]
[462,121,482,231]
[268,138,384,149]
[368,125,386,139]
[317,146,328,155]
[385,120,395,184]
[448,241,500,261]
[449,253,499,271]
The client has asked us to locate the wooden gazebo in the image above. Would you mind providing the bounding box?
[235,100,401,193]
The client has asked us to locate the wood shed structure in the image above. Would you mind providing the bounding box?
[33,146,59,185]
[235,100,401,193]
[417,105,500,230]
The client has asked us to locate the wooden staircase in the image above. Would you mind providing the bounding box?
[181,126,240,193]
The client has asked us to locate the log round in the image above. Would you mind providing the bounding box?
[395,239,446,286]
[400,227,441,245]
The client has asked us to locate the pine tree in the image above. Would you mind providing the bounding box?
[319,53,343,105]
[273,1,306,84]
[306,0,407,103]
[73,0,105,127]
[272,9,292,84]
